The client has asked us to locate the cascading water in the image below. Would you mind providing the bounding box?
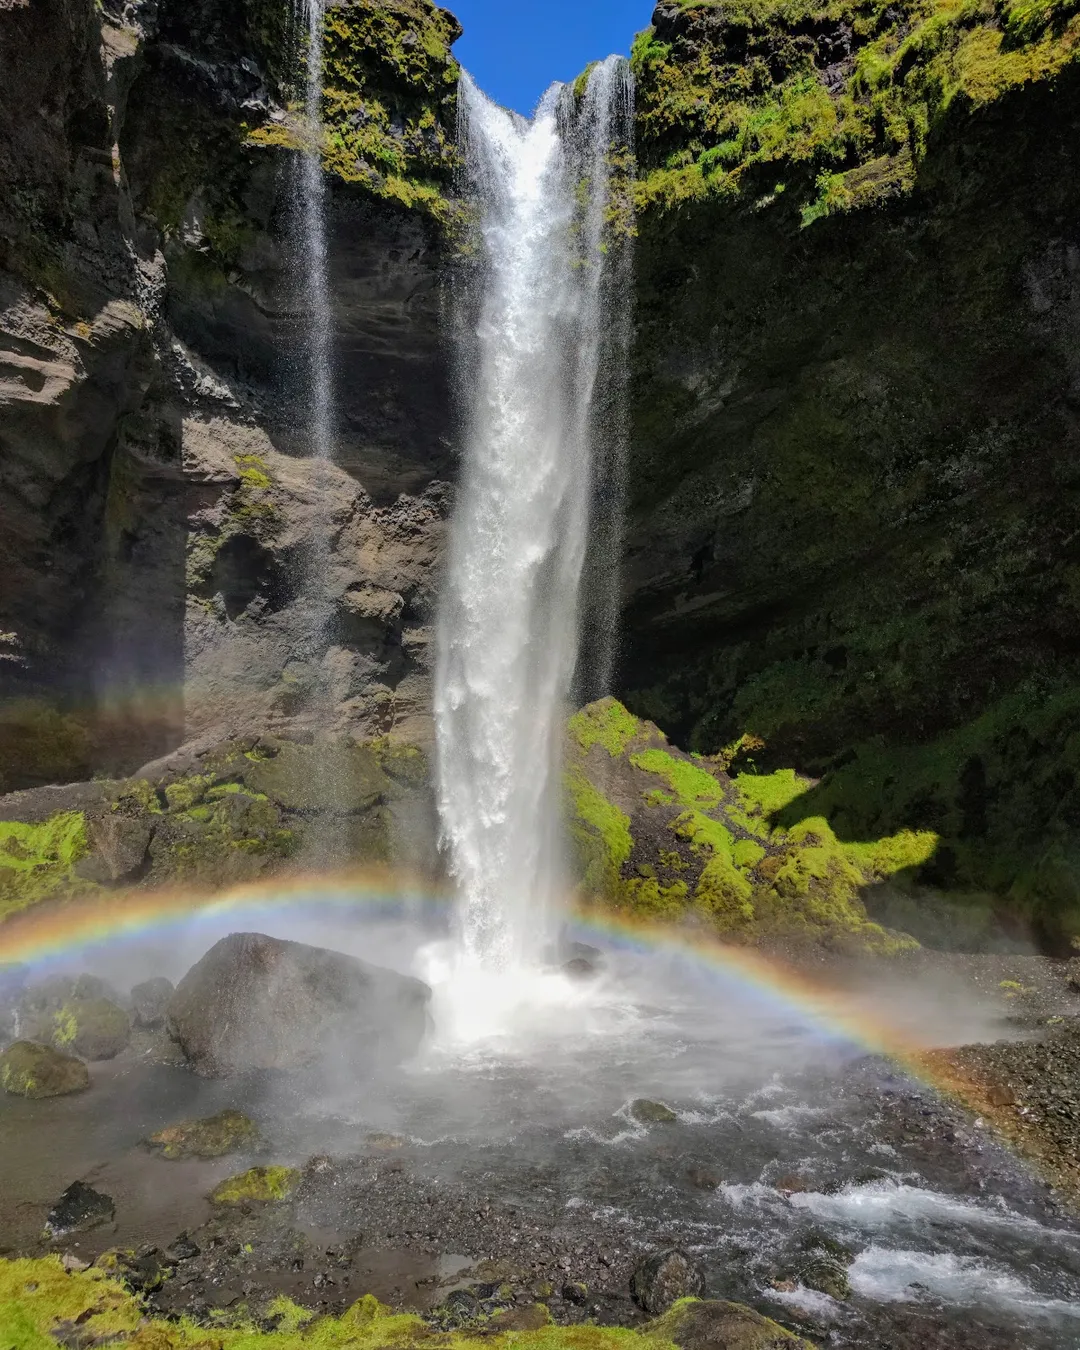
[434,61,635,980]
[295,0,333,467]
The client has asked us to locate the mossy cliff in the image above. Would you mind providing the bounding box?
[567,698,926,954]
[0,732,434,923]
[0,1259,810,1350]
[621,0,1080,950]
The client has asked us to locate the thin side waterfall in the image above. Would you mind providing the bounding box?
[434,60,636,975]
[296,0,333,467]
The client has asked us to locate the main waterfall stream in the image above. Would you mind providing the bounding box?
[435,61,634,975]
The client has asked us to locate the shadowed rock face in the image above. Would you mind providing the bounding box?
[166,931,432,1076]
[0,0,455,793]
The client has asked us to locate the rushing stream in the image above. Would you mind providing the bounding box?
[3,908,1080,1348]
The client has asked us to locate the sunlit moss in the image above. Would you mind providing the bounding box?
[0,812,92,921]
[632,0,1080,220]
[569,697,645,757]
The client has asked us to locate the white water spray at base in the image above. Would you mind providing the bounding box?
[434,62,634,989]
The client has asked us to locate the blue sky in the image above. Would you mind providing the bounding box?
[449,0,655,114]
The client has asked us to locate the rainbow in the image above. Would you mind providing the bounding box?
[0,868,937,1063]
[0,870,1020,1171]
[0,866,448,974]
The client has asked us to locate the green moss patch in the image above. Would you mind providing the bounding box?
[211,1165,300,1205]
[0,1263,810,1350]
[567,699,921,953]
[0,812,91,921]
[632,0,1080,221]
[148,1109,262,1160]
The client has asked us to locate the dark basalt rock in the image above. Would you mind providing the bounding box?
[630,1248,704,1314]
[46,1181,115,1236]
[130,976,175,1028]
[165,932,431,1077]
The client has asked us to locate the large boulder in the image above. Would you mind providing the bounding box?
[166,932,431,1077]
[566,698,925,955]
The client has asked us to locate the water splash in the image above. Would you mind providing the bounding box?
[434,61,636,976]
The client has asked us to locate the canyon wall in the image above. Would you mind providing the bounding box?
[618,0,1080,947]
[4,0,1080,945]
[0,0,458,793]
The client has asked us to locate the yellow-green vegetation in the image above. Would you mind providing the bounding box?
[211,1166,300,1205]
[0,1260,809,1350]
[309,0,462,222]
[569,699,644,758]
[0,812,91,921]
[148,1109,263,1160]
[632,0,1080,220]
[567,699,925,953]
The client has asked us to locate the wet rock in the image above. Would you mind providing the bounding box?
[165,932,431,1077]
[49,998,130,1060]
[365,1131,407,1151]
[46,1181,115,1236]
[646,1298,815,1349]
[210,1165,300,1205]
[561,1281,589,1304]
[687,1165,723,1190]
[630,1248,704,1313]
[20,977,130,1060]
[164,1233,200,1262]
[0,1040,89,1097]
[563,958,596,979]
[631,1098,678,1124]
[130,977,175,1028]
[147,1109,262,1159]
[778,1229,855,1301]
[21,973,122,1016]
[74,815,152,884]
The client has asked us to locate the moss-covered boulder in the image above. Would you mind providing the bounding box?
[147,1109,263,1160]
[646,1297,815,1350]
[0,1040,89,1098]
[43,998,130,1062]
[567,698,924,954]
[210,1165,300,1205]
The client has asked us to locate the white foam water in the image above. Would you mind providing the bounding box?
[434,62,634,981]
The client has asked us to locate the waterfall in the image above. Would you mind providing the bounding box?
[434,60,635,973]
[296,0,333,466]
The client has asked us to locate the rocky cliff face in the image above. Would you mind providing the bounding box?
[5,0,1080,949]
[619,0,1080,948]
[0,0,458,795]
